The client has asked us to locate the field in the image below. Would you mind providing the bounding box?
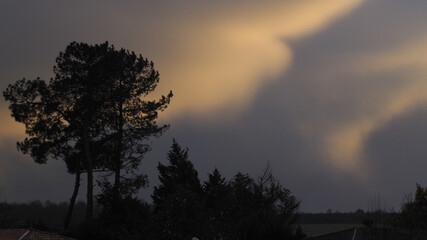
[300,223,364,237]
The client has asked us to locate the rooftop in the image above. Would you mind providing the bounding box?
[0,228,75,240]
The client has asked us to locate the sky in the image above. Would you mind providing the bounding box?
[1,0,427,212]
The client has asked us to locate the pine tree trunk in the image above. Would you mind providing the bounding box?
[113,102,124,204]
[64,169,81,229]
[84,127,93,222]
[114,162,120,200]
[86,167,93,221]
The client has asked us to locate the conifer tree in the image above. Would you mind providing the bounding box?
[153,139,202,206]
[203,168,232,239]
[152,139,204,240]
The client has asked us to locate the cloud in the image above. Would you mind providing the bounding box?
[321,36,427,174]
[149,0,365,118]
[0,0,364,142]
[0,104,25,143]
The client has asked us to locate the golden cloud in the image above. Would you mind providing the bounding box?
[0,104,25,143]
[151,0,364,119]
[322,37,427,174]
[0,0,365,149]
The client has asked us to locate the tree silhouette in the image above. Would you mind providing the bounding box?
[152,139,204,239]
[227,167,301,240]
[3,74,95,226]
[400,184,427,237]
[94,44,172,212]
[3,42,115,224]
[150,141,301,240]
[3,41,172,228]
[203,168,233,239]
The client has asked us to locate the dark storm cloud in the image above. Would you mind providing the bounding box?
[139,88,374,212]
[365,108,427,208]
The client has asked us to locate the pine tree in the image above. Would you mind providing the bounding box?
[3,41,172,227]
[151,139,204,240]
[153,139,202,206]
[203,168,232,239]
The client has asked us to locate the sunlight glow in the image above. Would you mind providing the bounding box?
[323,38,427,173]
[153,0,364,119]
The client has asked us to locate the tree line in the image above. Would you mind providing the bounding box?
[85,139,303,239]
[0,140,303,240]
[3,42,302,239]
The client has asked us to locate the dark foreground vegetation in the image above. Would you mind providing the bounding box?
[0,140,303,240]
[0,200,87,230]
[3,183,427,240]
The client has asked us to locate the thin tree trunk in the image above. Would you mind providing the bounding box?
[114,160,121,200]
[86,167,93,221]
[84,128,93,222]
[114,102,124,203]
[64,169,81,229]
